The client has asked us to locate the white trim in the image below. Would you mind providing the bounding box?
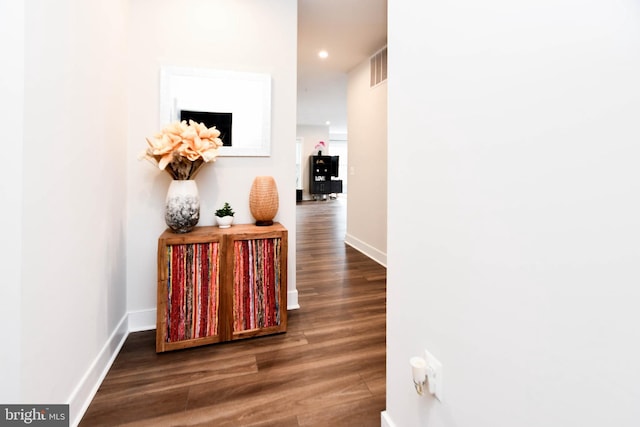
[381,411,396,427]
[344,233,387,267]
[68,313,128,427]
[287,289,300,310]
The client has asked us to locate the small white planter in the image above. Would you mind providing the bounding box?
[216,215,234,228]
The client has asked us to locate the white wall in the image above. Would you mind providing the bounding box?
[386,1,640,426]
[0,1,24,403]
[0,2,297,424]
[20,0,129,422]
[127,0,298,327]
[296,124,330,200]
[346,58,387,266]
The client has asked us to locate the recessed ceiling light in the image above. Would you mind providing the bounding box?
[318,50,329,59]
[325,121,331,126]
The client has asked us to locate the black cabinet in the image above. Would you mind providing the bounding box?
[309,156,343,197]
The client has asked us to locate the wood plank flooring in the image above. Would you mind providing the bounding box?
[79,198,387,426]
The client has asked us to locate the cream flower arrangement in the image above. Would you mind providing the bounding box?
[141,120,224,180]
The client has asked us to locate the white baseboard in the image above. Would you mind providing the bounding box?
[287,289,300,310]
[68,313,128,427]
[381,411,396,427]
[344,233,387,267]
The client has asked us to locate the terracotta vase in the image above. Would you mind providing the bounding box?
[249,176,279,226]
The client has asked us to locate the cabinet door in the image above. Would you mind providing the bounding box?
[230,234,287,339]
[314,181,331,194]
[157,239,222,352]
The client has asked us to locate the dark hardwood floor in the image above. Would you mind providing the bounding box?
[80,198,387,426]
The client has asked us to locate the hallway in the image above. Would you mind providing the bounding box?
[80,199,386,426]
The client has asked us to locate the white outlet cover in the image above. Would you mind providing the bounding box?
[424,349,443,402]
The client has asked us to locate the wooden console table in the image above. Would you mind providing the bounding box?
[156,223,287,352]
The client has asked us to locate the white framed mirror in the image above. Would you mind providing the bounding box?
[160,66,272,157]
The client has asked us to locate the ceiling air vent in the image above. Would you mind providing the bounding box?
[370,46,387,88]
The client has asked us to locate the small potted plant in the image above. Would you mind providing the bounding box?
[215,202,235,228]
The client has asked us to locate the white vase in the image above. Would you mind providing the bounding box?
[165,180,200,233]
[216,215,234,228]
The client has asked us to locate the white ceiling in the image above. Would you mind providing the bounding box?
[297,0,387,134]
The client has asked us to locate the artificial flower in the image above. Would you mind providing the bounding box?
[140,120,223,180]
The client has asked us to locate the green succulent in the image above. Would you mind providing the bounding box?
[215,202,235,217]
